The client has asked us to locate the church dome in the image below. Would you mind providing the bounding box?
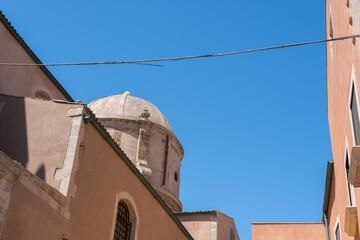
[88,91,173,132]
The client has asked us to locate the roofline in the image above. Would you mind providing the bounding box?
[322,160,334,222]
[85,114,193,240]
[175,211,217,216]
[0,11,74,102]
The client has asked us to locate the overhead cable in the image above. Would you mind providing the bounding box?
[0,34,359,67]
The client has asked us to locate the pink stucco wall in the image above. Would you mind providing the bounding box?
[217,211,239,240]
[252,223,326,240]
[0,20,69,101]
[177,211,240,240]
[177,213,215,240]
[2,170,66,240]
[326,0,360,239]
[0,94,76,190]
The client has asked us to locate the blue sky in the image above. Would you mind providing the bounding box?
[3,1,330,239]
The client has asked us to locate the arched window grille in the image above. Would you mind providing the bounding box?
[114,201,131,240]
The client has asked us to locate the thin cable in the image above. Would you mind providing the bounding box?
[0,34,358,67]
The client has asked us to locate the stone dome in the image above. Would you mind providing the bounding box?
[89,91,172,132]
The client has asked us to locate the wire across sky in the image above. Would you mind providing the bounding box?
[0,34,359,67]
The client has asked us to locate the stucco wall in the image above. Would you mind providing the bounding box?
[217,211,239,240]
[0,20,68,101]
[177,213,215,240]
[252,223,326,240]
[0,94,80,191]
[326,0,360,239]
[177,211,240,240]
[2,179,66,240]
[66,123,190,239]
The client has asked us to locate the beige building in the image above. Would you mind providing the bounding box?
[0,10,239,240]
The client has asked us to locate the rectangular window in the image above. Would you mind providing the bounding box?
[345,150,354,206]
[350,85,360,145]
[335,224,341,240]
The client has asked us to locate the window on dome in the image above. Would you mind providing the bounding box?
[174,172,178,182]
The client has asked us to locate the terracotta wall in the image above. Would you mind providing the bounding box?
[2,175,66,240]
[66,123,190,239]
[326,0,360,239]
[252,223,326,240]
[217,211,239,240]
[0,21,69,101]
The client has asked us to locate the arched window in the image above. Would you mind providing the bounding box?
[114,201,131,240]
[34,90,51,100]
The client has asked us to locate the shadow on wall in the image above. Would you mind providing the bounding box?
[35,164,45,181]
[0,94,29,170]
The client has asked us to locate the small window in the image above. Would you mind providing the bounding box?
[174,172,178,182]
[114,201,131,240]
[335,224,341,240]
[345,150,354,206]
[350,84,360,145]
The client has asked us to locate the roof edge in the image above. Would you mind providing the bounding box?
[0,11,74,102]
[175,211,217,216]
[86,114,193,240]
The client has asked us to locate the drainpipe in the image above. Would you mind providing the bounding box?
[324,212,330,240]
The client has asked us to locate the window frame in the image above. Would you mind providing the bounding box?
[349,67,360,146]
[333,215,342,240]
[110,192,139,240]
[113,201,131,240]
[344,140,356,206]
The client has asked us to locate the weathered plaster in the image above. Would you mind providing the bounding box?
[55,107,84,196]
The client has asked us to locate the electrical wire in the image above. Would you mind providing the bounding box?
[0,34,358,67]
